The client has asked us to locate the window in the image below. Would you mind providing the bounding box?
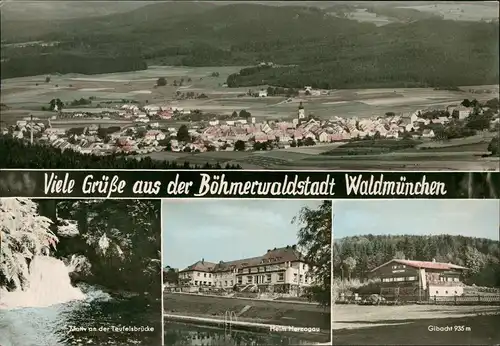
[382,278,389,282]
[204,273,207,278]
[195,281,198,285]
[300,274,303,283]
[394,277,404,282]
[453,277,459,282]
[247,276,253,284]
[266,274,271,282]
[208,282,212,286]
[237,277,242,285]
[197,273,200,277]
[203,281,207,285]
[436,291,438,294]
[455,291,458,294]
[209,274,211,278]
[293,273,298,282]
[225,281,228,286]
[407,276,417,281]
[445,291,448,294]
[231,280,233,285]
[302,264,306,270]
[278,273,284,281]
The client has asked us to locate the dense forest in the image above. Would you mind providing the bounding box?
[1,54,147,79]
[36,199,162,297]
[0,137,242,169]
[333,234,500,288]
[2,3,498,88]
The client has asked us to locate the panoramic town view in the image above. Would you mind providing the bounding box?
[332,200,500,345]
[1,1,499,170]
[162,200,332,345]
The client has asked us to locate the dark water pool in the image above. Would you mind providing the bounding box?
[0,288,162,346]
[164,321,320,346]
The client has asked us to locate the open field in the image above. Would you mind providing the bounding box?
[398,2,499,22]
[2,67,498,125]
[333,305,500,345]
[138,140,499,171]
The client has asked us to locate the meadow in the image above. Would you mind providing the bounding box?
[3,66,493,125]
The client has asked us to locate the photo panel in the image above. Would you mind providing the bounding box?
[331,200,500,345]
[162,199,332,346]
[0,198,162,346]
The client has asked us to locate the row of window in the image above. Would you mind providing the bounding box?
[434,290,459,295]
[382,276,460,283]
[439,277,460,282]
[391,265,407,269]
[382,276,417,282]
[185,263,308,278]
[193,273,310,286]
[242,273,285,284]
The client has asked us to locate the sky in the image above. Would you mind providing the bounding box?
[333,200,500,241]
[162,200,322,269]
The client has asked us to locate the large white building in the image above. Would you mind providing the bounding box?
[178,245,315,294]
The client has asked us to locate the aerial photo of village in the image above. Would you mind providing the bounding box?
[1,1,499,170]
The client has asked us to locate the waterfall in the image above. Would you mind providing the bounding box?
[0,255,85,310]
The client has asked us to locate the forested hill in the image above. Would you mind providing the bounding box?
[333,234,500,287]
[2,3,498,88]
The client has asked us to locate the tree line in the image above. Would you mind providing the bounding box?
[1,54,147,79]
[0,137,242,169]
[3,4,497,88]
[333,234,500,287]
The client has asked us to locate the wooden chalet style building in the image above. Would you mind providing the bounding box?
[369,259,468,300]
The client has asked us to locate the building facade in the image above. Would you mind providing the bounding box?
[178,245,315,294]
[369,259,467,299]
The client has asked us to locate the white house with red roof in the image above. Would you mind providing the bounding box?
[370,258,467,298]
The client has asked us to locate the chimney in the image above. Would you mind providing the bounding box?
[267,249,271,253]
[432,258,436,263]
[201,258,204,264]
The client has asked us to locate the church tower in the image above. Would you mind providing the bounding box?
[298,102,305,119]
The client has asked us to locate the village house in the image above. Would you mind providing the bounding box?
[178,245,315,295]
[421,129,435,138]
[370,259,467,300]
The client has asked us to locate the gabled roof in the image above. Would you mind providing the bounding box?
[181,246,304,273]
[370,259,467,273]
[181,260,216,273]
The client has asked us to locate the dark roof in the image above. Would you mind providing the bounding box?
[182,260,216,273]
[180,245,304,273]
[370,259,467,273]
